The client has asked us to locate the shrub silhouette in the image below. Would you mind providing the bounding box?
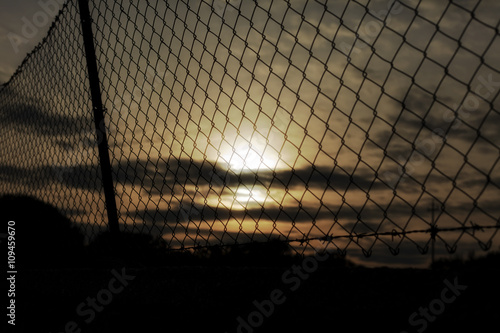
[87,230,171,267]
[0,194,85,268]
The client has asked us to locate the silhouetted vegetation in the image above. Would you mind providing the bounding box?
[193,239,297,266]
[86,231,350,268]
[3,195,499,333]
[1,194,85,268]
[0,194,350,269]
[432,250,500,271]
[86,230,169,267]
[4,194,498,273]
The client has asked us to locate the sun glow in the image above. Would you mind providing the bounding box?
[223,140,279,172]
[234,187,266,205]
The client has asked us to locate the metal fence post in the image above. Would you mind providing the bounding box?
[78,0,120,234]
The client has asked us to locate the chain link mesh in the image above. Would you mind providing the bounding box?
[0,0,109,241]
[1,0,499,261]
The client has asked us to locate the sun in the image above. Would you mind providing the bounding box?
[228,147,266,170]
[223,140,279,172]
[234,187,266,206]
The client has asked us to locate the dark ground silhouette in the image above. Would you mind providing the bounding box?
[0,194,85,269]
[3,195,499,332]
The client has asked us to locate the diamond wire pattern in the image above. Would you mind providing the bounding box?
[0,0,108,241]
[88,0,500,256]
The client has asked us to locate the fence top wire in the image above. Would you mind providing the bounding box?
[1,0,500,265]
[1,0,73,90]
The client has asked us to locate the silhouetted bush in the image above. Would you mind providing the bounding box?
[0,194,85,268]
[87,230,169,267]
[0,193,355,269]
[432,250,500,271]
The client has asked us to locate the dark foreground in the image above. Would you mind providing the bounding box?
[2,195,499,332]
[10,252,500,333]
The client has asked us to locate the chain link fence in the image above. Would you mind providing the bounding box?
[1,0,499,263]
[0,0,110,240]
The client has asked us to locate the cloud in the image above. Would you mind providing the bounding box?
[0,87,94,137]
[110,156,389,197]
[0,163,103,191]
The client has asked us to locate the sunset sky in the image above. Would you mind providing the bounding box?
[1,0,499,267]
